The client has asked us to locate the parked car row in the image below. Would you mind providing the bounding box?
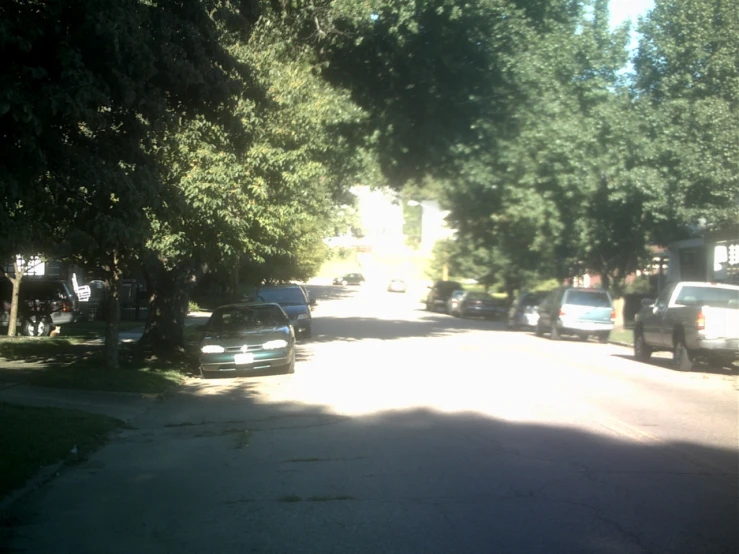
[425,281,507,320]
[424,280,617,343]
[0,278,80,336]
[197,282,316,378]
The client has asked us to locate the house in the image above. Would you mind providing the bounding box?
[667,224,739,284]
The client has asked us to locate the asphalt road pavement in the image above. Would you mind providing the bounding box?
[4,284,738,553]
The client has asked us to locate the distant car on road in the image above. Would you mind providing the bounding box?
[425,280,463,313]
[507,291,547,330]
[387,279,407,293]
[197,302,295,378]
[536,287,615,342]
[450,291,505,320]
[333,273,365,286]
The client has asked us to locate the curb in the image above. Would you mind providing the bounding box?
[0,462,66,515]
[610,341,633,348]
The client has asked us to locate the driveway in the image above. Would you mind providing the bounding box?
[4,285,737,553]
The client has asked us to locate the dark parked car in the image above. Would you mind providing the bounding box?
[0,278,79,336]
[254,284,314,338]
[333,273,365,286]
[507,291,547,330]
[425,280,463,313]
[197,303,295,378]
[536,287,615,342]
[450,291,506,319]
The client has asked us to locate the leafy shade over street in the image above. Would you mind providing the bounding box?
[0,403,122,499]
[1,0,737,368]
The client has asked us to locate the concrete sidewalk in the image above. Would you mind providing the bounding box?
[0,384,161,422]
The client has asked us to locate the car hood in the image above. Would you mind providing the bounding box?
[201,327,290,346]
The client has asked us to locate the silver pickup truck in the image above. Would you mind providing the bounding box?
[633,281,739,370]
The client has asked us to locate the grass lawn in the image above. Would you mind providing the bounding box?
[0,403,123,499]
[610,328,633,345]
[58,320,144,340]
[0,338,189,394]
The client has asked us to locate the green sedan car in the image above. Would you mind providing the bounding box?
[198,303,296,378]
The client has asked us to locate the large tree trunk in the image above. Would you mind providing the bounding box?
[104,252,122,370]
[6,261,23,337]
[139,258,207,355]
[227,260,240,302]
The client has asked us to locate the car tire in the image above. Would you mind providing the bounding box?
[284,350,296,374]
[535,321,544,337]
[634,331,652,361]
[597,332,610,344]
[22,315,52,337]
[550,321,561,340]
[673,338,694,371]
[302,326,312,340]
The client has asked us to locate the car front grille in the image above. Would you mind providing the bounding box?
[224,344,265,353]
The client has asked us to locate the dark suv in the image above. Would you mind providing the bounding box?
[254,284,315,338]
[0,278,80,336]
[425,280,463,313]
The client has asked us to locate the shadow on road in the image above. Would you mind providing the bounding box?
[612,354,739,376]
[308,314,504,343]
[8,382,734,554]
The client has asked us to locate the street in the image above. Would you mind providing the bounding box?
[5,284,738,554]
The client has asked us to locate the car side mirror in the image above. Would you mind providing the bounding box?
[641,298,654,308]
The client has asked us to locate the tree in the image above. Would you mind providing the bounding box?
[633,0,739,241]
[138,4,373,353]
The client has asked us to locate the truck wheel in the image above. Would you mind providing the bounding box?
[633,332,652,361]
[597,331,610,344]
[673,338,694,371]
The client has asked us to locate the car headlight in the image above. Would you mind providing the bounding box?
[296,314,309,320]
[201,345,225,354]
[263,339,288,350]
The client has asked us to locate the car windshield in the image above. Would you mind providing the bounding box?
[209,305,286,331]
[564,290,611,308]
[675,286,739,308]
[257,287,307,305]
[466,292,493,301]
[522,294,545,306]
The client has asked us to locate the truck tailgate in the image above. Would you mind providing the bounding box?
[703,306,739,339]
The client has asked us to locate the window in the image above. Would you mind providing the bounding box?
[210,306,287,330]
[257,287,307,305]
[675,286,739,308]
[564,290,612,308]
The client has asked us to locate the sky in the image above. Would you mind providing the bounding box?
[609,0,655,30]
